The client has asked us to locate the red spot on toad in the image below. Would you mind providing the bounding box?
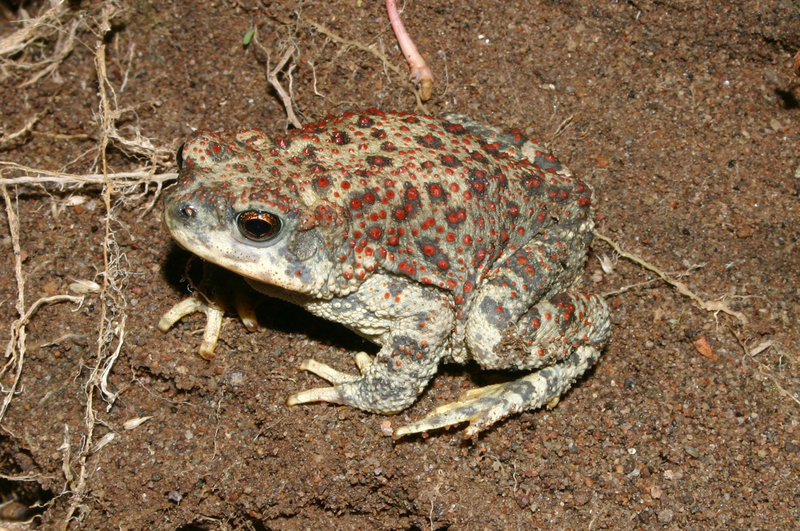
[367,156,392,167]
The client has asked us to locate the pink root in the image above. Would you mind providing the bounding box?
[386,0,434,101]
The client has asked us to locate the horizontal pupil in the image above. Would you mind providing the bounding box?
[238,211,281,242]
[246,219,273,235]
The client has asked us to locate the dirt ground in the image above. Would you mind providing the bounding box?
[0,0,798,528]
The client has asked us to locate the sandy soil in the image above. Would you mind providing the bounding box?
[1,0,798,528]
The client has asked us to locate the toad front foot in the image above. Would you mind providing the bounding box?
[158,295,226,359]
[287,352,373,404]
[394,344,602,439]
[286,326,448,420]
[159,263,259,359]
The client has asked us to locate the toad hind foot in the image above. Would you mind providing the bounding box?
[394,345,602,439]
[286,352,373,405]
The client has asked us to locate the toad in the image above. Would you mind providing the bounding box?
[160,110,610,437]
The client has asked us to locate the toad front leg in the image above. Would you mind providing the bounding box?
[287,275,455,415]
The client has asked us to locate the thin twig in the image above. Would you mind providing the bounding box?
[0,111,44,149]
[0,162,176,187]
[594,231,748,324]
[0,185,25,424]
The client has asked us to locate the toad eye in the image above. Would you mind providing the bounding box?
[236,210,282,242]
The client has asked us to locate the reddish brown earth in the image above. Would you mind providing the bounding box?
[1,0,798,528]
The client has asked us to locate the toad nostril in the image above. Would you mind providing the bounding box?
[179,205,196,219]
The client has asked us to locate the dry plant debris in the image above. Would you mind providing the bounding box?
[249,30,303,130]
[271,11,430,110]
[59,6,133,527]
[250,1,436,128]
[0,3,175,527]
[0,1,83,87]
[591,231,795,411]
[0,186,85,424]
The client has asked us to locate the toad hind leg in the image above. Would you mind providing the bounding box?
[395,231,611,437]
[409,289,609,438]
[398,225,610,438]
[394,343,601,438]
